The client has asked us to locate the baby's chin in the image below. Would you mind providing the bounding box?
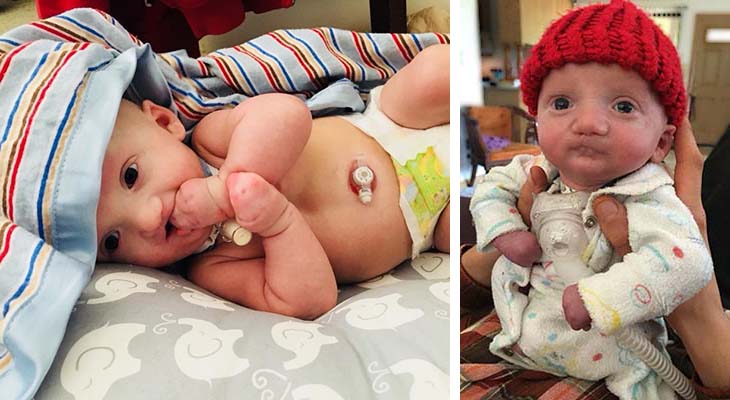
[553,156,645,191]
[557,166,628,191]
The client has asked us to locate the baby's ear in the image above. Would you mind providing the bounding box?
[140,100,185,141]
[650,123,677,163]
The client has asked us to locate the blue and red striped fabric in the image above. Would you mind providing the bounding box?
[0,8,448,399]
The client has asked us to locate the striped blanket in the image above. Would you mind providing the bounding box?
[0,8,448,399]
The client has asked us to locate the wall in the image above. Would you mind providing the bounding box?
[678,0,730,78]
[458,0,483,178]
[576,0,730,86]
[201,0,449,52]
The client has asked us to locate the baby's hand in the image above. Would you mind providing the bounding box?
[226,172,294,238]
[562,284,592,331]
[493,231,541,267]
[171,176,230,230]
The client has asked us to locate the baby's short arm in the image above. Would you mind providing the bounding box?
[174,94,312,229]
[193,93,312,184]
[188,173,337,319]
[470,155,533,252]
[493,230,541,267]
[578,186,713,335]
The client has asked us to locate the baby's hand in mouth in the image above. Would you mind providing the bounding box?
[171,176,231,230]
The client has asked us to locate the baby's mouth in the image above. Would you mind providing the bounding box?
[165,221,174,238]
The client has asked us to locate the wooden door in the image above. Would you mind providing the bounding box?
[689,14,730,147]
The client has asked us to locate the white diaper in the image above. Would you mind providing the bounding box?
[339,86,450,257]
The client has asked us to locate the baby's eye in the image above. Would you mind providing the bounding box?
[614,101,635,114]
[103,231,120,253]
[552,97,571,110]
[124,163,138,188]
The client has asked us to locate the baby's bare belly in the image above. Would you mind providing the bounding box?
[211,117,412,283]
[280,117,411,282]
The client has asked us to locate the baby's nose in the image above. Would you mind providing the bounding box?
[573,106,609,136]
[134,196,163,235]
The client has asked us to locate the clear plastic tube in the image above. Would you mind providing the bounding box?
[615,327,696,400]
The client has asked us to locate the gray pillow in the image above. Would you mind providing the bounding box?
[37,253,449,400]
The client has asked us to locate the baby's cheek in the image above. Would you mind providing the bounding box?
[535,135,562,164]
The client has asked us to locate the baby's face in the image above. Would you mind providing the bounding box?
[96,100,211,267]
[536,62,676,191]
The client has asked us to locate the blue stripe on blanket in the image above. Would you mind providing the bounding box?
[1,46,52,146]
[0,38,19,46]
[57,15,116,50]
[249,41,298,92]
[220,50,259,95]
[3,241,42,317]
[37,79,80,240]
[284,30,331,78]
[169,83,234,108]
[327,27,366,81]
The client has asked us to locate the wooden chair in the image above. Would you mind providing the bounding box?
[463,105,542,186]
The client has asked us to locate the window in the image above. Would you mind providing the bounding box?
[706,28,730,43]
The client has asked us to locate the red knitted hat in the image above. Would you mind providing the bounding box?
[520,0,686,126]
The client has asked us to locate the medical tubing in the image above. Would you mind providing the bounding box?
[220,219,251,246]
[615,327,696,400]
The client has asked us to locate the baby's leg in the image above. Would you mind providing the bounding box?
[380,44,449,129]
[433,203,450,253]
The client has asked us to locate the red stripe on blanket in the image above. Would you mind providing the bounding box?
[30,22,77,42]
[435,33,449,44]
[390,33,412,63]
[173,98,198,120]
[0,43,33,83]
[197,59,208,76]
[266,32,317,86]
[233,46,285,92]
[211,56,235,90]
[350,32,386,80]
[312,29,354,81]
[7,45,86,220]
[0,224,17,263]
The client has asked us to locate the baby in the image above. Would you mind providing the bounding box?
[95,43,450,320]
[470,1,711,398]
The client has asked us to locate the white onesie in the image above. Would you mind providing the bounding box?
[470,155,713,400]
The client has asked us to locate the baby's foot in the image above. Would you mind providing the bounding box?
[226,172,294,238]
[493,231,542,267]
[171,176,229,230]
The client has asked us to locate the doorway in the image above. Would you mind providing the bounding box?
[689,14,730,148]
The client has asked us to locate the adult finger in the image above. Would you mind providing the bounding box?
[672,117,708,243]
[593,195,631,257]
[517,166,548,227]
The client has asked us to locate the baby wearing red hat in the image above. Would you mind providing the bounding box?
[470,0,712,398]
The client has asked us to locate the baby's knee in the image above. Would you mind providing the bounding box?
[409,45,450,107]
[415,43,449,67]
[246,93,312,130]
